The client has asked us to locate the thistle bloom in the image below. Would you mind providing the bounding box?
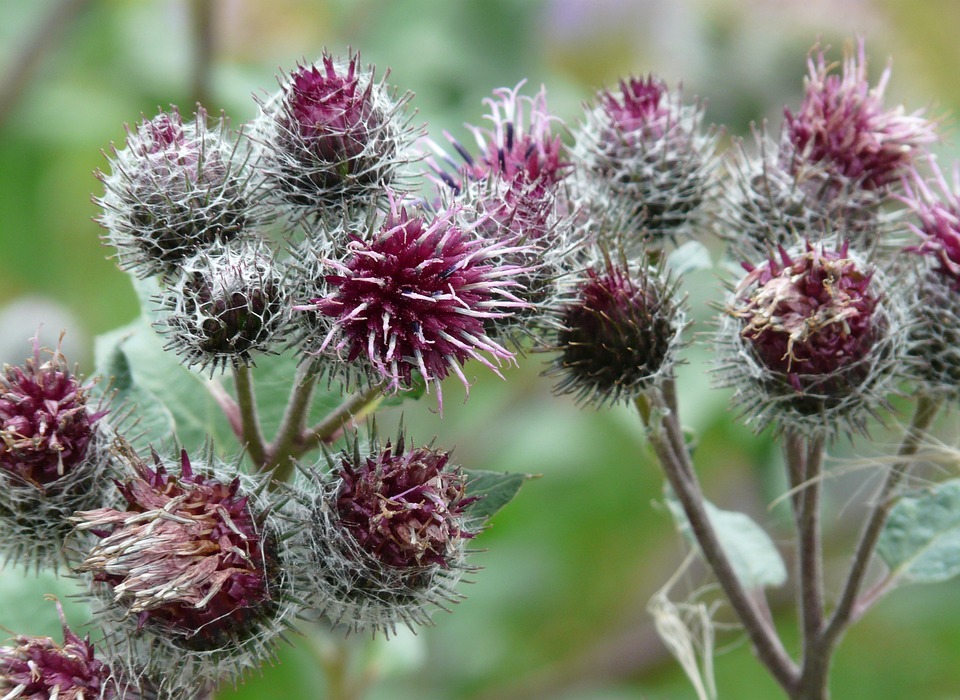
[97,108,252,280]
[544,257,685,406]
[720,241,905,434]
[0,337,111,569]
[253,52,415,216]
[72,443,291,687]
[157,242,289,374]
[299,200,532,406]
[902,160,960,288]
[0,600,130,699]
[0,337,105,488]
[899,161,960,396]
[300,432,477,633]
[572,74,719,246]
[783,39,935,193]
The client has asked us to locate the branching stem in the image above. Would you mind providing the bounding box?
[824,393,943,647]
[635,389,800,693]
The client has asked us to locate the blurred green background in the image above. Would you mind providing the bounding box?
[1,1,960,698]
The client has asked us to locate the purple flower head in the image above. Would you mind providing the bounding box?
[300,199,531,405]
[732,242,882,401]
[282,53,379,180]
[74,445,279,652]
[0,599,128,699]
[257,51,414,212]
[901,160,960,289]
[336,437,476,570]
[428,82,568,202]
[784,39,935,192]
[545,258,684,405]
[0,335,106,489]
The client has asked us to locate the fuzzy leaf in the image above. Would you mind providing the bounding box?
[666,493,787,589]
[463,470,532,521]
[94,316,237,455]
[877,479,960,584]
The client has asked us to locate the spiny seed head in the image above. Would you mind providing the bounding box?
[0,599,134,700]
[297,198,532,407]
[904,267,960,399]
[97,107,254,280]
[252,51,416,218]
[298,430,478,634]
[571,74,720,247]
[156,242,289,374]
[783,38,935,194]
[544,256,685,406]
[72,443,285,657]
[901,160,960,290]
[719,240,907,435]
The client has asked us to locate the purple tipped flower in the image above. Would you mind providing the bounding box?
[336,437,476,570]
[0,336,106,489]
[300,200,531,403]
[0,600,129,699]
[784,39,935,192]
[902,160,960,289]
[573,73,719,245]
[255,52,414,213]
[74,446,280,652]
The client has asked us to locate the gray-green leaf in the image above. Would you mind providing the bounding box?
[877,478,960,584]
[462,470,533,522]
[666,492,787,589]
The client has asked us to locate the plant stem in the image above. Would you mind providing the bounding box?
[796,434,826,698]
[189,0,214,109]
[300,381,386,449]
[233,364,268,468]
[264,360,321,482]
[823,393,943,648]
[636,390,800,693]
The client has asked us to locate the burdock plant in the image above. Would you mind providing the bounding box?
[4,35,959,700]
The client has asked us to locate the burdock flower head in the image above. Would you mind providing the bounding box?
[0,335,112,569]
[899,160,960,397]
[543,252,686,406]
[72,442,292,687]
[783,39,935,195]
[253,51,416,217]
[572,74,720,247]
[97,107,253,280]
[719,240,906,435]
[300,430,478,633]
[156,241,289,374]
[298,197,532,407]
[0,599,133,700]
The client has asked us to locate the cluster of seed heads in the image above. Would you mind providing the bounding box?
[5,36,960,699]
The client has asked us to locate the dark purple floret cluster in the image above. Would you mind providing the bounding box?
[0,338,105,489]
[335,439,476,570]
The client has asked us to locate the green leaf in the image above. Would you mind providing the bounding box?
[94,316,237,456]
[877,479,960,584]
[462,469,533,521]
[666,492,787,589]
[0,564,90,639]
